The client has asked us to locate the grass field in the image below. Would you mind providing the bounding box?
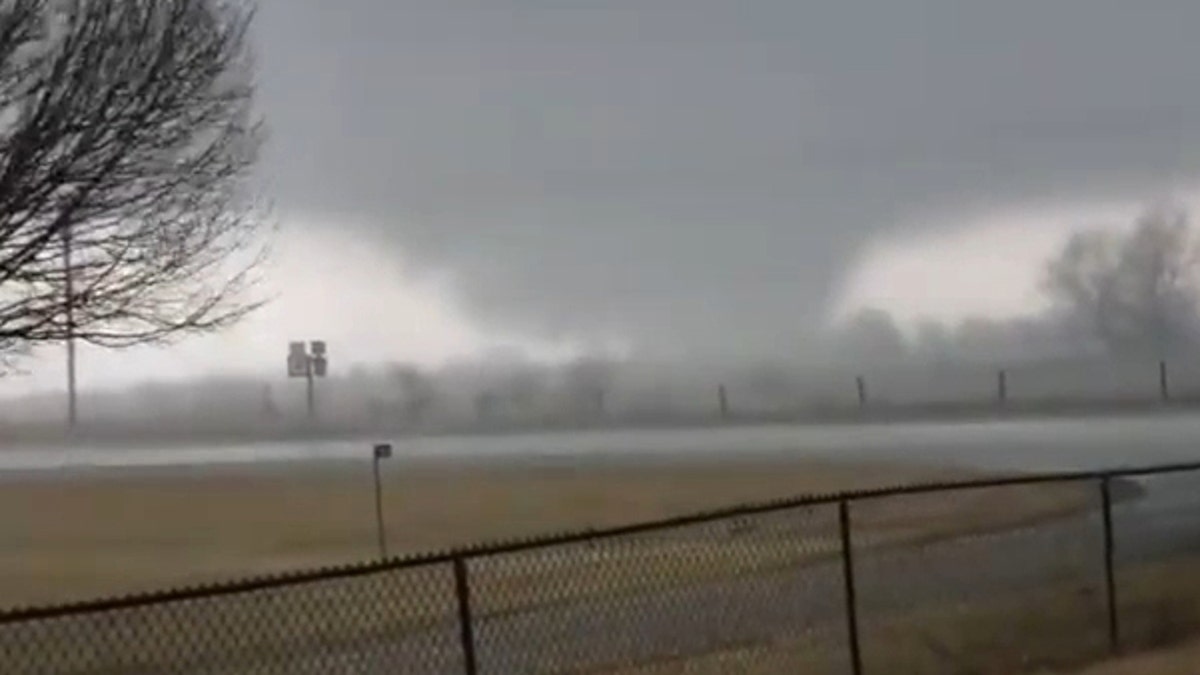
[0,457,1090,607]
[595,554,1200,675]
[1077,639,1200,674]
[0,456,1104,674]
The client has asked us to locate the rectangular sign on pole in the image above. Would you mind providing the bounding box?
[372,442,392,558]
[287,342,308,378]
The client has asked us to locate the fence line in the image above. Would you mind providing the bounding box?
[453,556,479,675]
[838,500,864,675]
[714,358,1190,419]
[5,459,1200,673]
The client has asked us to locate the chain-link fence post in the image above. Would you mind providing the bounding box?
[453,556,480,674]
[1099,476,1120,654]
[838,499,863,675]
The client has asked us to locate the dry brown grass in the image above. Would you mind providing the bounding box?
[1074,640,1200,674]
[0,457,979,607]
[601,556,1200,675]
[0,457,1103,673]
[0,458,1094,608]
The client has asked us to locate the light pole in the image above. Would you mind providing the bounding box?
[372,442,393,558]
[63,226,77,428]
[287,340,327,419]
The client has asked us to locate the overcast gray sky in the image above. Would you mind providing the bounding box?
[257,0,1200,351]
[10,0,1200,393]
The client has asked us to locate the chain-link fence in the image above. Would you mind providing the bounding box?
[4,462,1200,674]
[0,558,466,675]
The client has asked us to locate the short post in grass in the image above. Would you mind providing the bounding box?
[372,443,393,559]
[1100,476,1120,653]
[1160,360,1170,402]
[718,383,730,420]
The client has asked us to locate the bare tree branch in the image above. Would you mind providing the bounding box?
[0,0,267,353]
[1043,204,1200,357]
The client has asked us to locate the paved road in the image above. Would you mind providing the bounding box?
[15,411,1200,475]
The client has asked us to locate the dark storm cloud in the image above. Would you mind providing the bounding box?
[254,0,1200,359]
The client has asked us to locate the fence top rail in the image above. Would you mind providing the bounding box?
[3,456,1199,625]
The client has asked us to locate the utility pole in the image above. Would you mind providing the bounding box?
[261,384,279,420]
[63,226,77,428]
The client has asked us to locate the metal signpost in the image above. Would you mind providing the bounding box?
[372,443,393,559]
[287,340,328,419]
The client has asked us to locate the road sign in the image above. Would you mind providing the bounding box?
[287,342,308,378]
[372,442,393,557]
[310,340,326,356]
[312,355,327,377]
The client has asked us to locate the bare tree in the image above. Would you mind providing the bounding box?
[0,0,265,352]
[563,357,614,417]
[496,366,545,415]
[836,307,909,364]
[742,362,797,409]
[1043,206,1200,356]
[389,363,437,425]
[912,319,953,363]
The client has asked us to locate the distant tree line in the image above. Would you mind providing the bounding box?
[8,203,1200,434]
[836,205,1200,365]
